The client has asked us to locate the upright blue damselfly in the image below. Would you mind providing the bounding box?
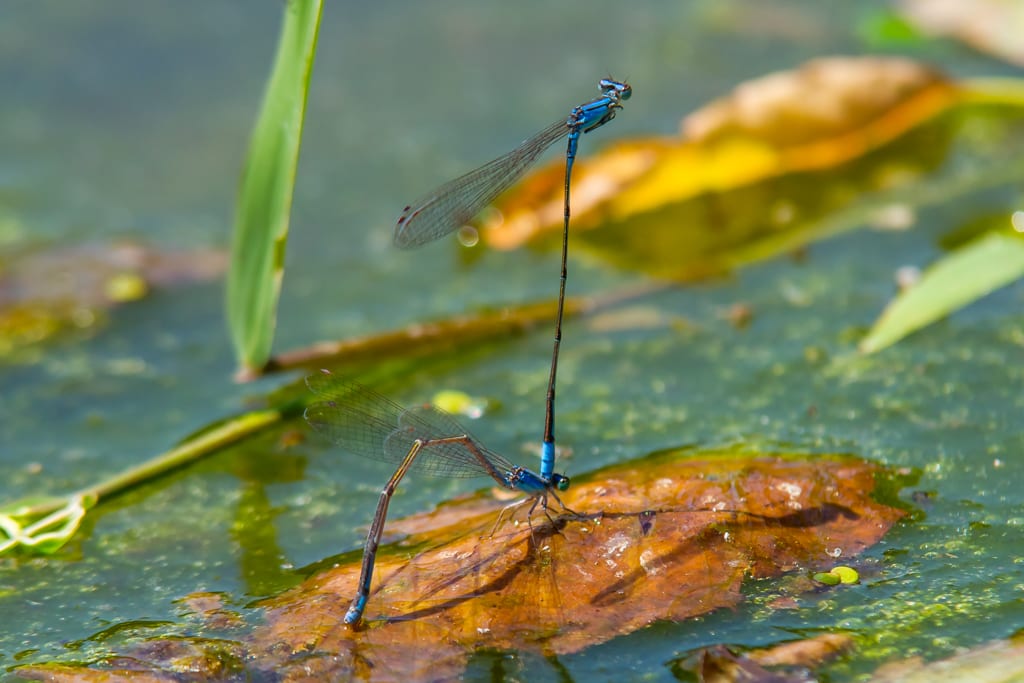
[303,369,576,626]
[394,78,632,482]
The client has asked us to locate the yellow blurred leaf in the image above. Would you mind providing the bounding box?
[482,56,958,259]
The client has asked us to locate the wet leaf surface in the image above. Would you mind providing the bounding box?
[15,448,904,681]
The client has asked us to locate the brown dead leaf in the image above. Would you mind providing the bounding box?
[248,297,594,381]
[251,451,903,678]
[750,633,854,668]
[697,645,802,683]
[252,282,668,381]
[677,630,852,681]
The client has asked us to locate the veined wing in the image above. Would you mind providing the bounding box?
[394,118,569,248]
[304,371,517,479]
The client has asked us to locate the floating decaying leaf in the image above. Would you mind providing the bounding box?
[901,0,1024,68]
[479,56,965,280]
[868,634,1024,683]
[749,632,855,669]
[0,242,226,354]
[691,635,853,682]
[860,230,1024,354]
[16,449,904,681]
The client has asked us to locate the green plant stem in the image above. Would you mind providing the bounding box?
[961,77,1024,107]
[14,410,282,520]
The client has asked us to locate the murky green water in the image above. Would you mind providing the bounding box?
[2,1,1022,681]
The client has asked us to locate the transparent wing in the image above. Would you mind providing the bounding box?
[304,371,517,479]
[394,118,569,248]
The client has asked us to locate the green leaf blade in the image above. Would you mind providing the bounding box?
[861,231,1024,354]
[226,0,323,373]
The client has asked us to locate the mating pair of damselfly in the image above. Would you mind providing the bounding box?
[307,78,631,625]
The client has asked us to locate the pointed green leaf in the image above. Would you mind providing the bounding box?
[226,0,323,373]
[861,230,1024,354]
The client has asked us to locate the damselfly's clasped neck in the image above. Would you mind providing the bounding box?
[304,369,577,626]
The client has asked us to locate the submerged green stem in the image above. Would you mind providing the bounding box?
[960,77,1024,107]
[0,409,282,555]
[86,410,282,503]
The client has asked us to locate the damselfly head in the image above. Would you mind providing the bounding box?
[551,473,571,492]
[599,78,632,101]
